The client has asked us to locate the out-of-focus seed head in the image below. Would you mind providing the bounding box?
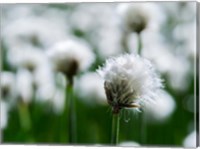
[47,39,95,82]
[117,3,166,34]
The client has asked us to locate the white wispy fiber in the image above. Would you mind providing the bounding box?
[0,101,9,130]
[117,3,165,33]
[183,130,196,147]
[97,54,162,113]
[135,30,191,92]
[75,72,107,106]
[143,90,176,122]
[47,39,95,77]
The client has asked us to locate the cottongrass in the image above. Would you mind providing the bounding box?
[98,53,163,114]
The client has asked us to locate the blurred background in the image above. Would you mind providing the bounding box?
[0,2,197,147]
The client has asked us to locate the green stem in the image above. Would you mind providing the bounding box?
[137,33,142,55]
[111,113,120,145]
[122,31,130,53]
[140,112,147,144]
[66,81,76,143]
[18,102,32,131]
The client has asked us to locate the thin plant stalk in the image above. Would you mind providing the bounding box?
[66,80,76,143]
[140,112,147,144]
[60,90,68,142]
[111,113,120,145]
[18,101,35,142]
[18,101,32,131]
[137,33,142,55]
[122,31,130,53]
[136,33,147,144]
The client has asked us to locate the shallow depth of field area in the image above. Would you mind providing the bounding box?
[0,2,197,147]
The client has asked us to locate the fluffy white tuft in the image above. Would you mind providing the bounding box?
[97,53,162,113]
[117,3,166,33]
[7,46,48,71]
[47,39,95,76]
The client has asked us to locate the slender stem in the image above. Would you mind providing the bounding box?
[66,81,76,143]
[18,101,32,131]
[140,112,147,144]
[136,33,145,144]
[111,113,120,145]
[121,31,130,53]
[137,33,142,55]
[0,127,3,142]
[60,97,67,142]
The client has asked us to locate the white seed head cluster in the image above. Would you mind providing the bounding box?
[117,3,165,33]
[120,4,148,33]
[97,53,162,113]
[47,39,95,78]
[7,47,47,71]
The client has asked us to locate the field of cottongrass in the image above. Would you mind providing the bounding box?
[0,2,197,147]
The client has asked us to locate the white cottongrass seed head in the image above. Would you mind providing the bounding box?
[97,53,163,114]
[117,3,165,33]
[7,46,47,72]
[47,39,95,79]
